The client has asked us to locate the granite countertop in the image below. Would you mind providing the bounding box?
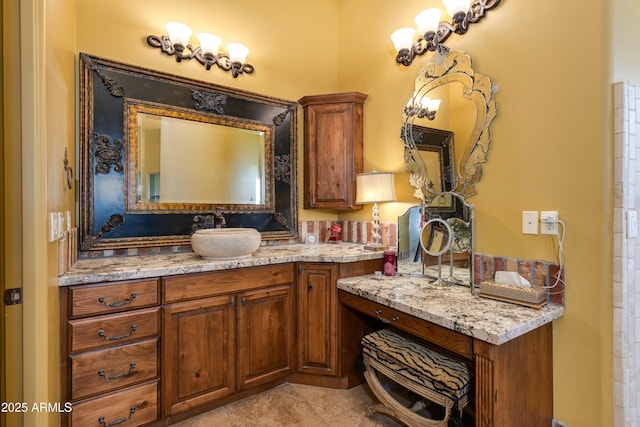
[59,243,384,286]
[337,274,565,345]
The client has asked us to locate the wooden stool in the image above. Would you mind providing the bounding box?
[361,328,473,427]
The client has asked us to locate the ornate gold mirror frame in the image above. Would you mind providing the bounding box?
[402,47,497,203]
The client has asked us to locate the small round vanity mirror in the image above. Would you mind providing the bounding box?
[420,218,453,257]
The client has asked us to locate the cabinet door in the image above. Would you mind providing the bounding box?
[299,92,367,210]
[162,295,236,416]
[297,264,338,375]
[237,284,294,390]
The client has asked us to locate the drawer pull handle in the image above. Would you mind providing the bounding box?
[98,401,147,427]
[98,362,138,380]
[98,325,137,341]
[98,293,137,307]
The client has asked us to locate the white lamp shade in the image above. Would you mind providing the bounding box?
[198,33,222,55]
[443,0,472,18]
[227,43,249,63]
[166,22,192,46]
[390,28,415,52]
[356,171,396,204]
[414,8,442,34]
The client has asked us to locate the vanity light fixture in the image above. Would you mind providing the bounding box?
[147,22,254,78]
[404,96,441,120]
[356,169,396,251]
[391,0,500,66]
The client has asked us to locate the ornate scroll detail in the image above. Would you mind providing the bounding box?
[96,214,125,239]
[80,213,125,250]
[275,155,291,183]
[273,212,288,227]
[192,89,227,114]
[86,55,124,97]
[273,104,296,126]
[94,133,123,175]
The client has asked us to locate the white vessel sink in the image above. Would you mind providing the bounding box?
[191,228,261,260]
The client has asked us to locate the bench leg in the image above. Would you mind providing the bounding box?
[363,357,453,427]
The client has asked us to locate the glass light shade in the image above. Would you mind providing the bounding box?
[414,8,442,34]
[356,171,396,204]
[227,43,249,63]
[390,28,415,52]
[198,33,222,55]
[166,22,192,46]
[443,0,472,18]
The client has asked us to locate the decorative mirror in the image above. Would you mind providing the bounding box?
[397,193,473,290]
[79,54,298,251]
[401,46,497,203]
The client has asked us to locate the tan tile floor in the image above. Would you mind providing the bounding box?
[172,382,403,427]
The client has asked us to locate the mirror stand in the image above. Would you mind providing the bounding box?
[398,192,474,293]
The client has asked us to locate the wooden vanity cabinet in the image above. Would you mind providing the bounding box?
[299,92,367,210]
[294,259,383,388]
[60,278,161,427]
[161,264,295,417]
[338,290,555,426]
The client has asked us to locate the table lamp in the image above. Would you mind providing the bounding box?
[356,169,396,250]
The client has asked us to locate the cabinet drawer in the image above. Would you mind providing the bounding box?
[68,307,160,353]
[163,264,295,302]
[339,290,473,359]
[70,338,158,400]
[70,380,158,427]
[69,279,160,318]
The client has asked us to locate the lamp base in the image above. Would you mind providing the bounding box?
[363,243,387,251]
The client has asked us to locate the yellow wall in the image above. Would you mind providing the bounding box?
[337,1,619,425]
[14,0,629,425]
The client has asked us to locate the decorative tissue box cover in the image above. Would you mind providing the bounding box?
[479,281,547,309]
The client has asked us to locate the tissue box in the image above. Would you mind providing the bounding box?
[479,281,547,309]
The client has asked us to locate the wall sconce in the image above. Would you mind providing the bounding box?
[404,96,441,120]
[391,0,501,66]
[356,169,396,251]
[147,22,255,78]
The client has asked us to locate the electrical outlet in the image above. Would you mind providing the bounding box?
[540,210,558,235]
[522,211,538,234]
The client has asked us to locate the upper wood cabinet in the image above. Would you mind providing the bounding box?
[299,92,367,210]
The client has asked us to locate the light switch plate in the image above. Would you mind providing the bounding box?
[522,211,538,234]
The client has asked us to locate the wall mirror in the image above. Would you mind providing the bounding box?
[79,53,297,251]
[401,47,497,204]
[397,193,473,289]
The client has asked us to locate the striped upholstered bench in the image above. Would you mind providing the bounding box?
[361,328,473,427]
